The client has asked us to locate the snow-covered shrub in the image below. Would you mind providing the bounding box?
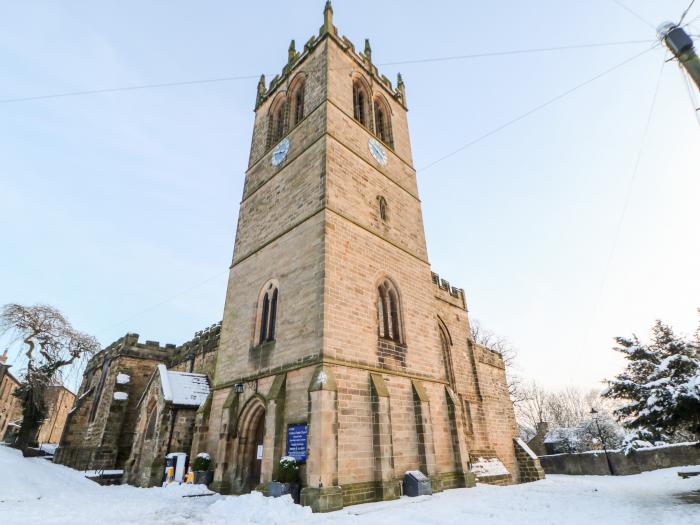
[277,456,299,483]
[192,452,211,472]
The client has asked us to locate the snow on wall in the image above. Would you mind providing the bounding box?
[113,392,128,401]
[470,457,509,477]
[515,438,538,460]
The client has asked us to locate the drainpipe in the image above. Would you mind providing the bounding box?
[165,407,178,456]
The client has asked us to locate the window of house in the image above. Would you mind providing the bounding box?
[377,279,403,343]
[258,282,279,345]
[374,98,393,148]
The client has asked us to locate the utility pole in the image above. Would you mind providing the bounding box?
[658,23,700,91]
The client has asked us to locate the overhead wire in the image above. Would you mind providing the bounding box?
[611,0,657,30]
[84,47,661,338]
[0,40,653,105]
[417,45,657,172]
[679,0,697,25]
[94,268,229,338]
[0,32,666,350]
[376,40,653,67]
[580,56,666,356]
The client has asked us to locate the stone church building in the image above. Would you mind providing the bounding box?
[54,2,542,511]
[190,2,541,512]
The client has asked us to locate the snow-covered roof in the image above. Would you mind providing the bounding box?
[157,364,210,407]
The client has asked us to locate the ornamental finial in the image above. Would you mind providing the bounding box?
[321,1,335,35]
[256,74,266,109]
[288,39,297,64]
[364,39,372,62]
[396,73,406,105]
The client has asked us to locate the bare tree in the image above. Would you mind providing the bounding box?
[514,379,625,449]
[470,319,523,401]
[515,380,551,438]
[0,304,99,455]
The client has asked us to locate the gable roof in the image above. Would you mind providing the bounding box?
[156,364,210,407]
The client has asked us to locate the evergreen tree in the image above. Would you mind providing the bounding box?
[604,318,700,440]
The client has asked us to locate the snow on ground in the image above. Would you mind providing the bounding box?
[1,445,698,525]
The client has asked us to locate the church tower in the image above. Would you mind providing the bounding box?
[200,3,534,511]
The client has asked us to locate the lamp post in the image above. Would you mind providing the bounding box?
[590,408,615,475]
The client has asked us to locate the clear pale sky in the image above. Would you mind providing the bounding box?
[1,1,699,392]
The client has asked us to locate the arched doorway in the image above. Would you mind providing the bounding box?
[235,397,266,493]
[248,413,265,491]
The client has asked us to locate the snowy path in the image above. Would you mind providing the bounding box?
[1,445,698,525]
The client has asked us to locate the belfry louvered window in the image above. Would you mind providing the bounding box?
[374,98,393,149]
[267,99,288,149]
[290,78,305,127]
[353,80,370,128]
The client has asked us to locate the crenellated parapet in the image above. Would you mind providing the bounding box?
[168,321,222,369]
[255,1,406,110]
[84,333,173,376]
[431,272,467,309]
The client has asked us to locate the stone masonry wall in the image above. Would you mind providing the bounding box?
[0,369,21,440]
[37,386,76,444]
[540,442,700,476]
[55,335,172,470]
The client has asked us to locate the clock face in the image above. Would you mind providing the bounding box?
[368,138,388,167]
[271,138,290,167]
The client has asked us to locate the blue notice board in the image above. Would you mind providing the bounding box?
[287,423,308,463]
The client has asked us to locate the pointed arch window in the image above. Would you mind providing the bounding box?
[353,79,371,129]
[267,97,288,149]
[374,98,393,148]
[377,279,403,343]
[257,282,279,345]
[145,403,157,440]
[290,78,306,127]
[88,358,110,423]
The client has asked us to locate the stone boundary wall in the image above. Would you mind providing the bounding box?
[540,442,700,476]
